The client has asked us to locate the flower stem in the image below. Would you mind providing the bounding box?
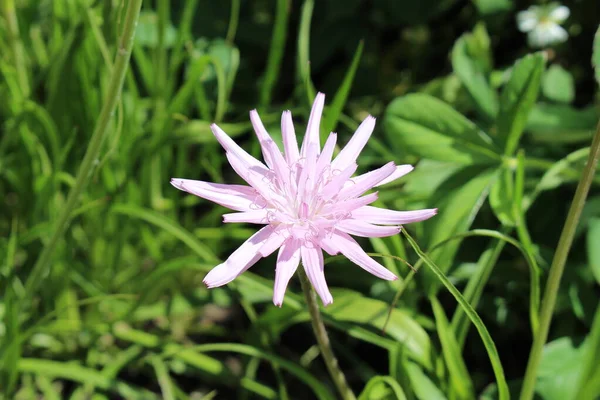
[21,0,143,305]
[298,268,356,400]
[519,120,600,400]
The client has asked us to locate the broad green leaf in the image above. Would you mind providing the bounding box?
[498,52,546,155]
[430,297,475,400]
[536,338,585,400]
[256,289,432,368]
[424,167,498,280]
[406,362,447,400]
[527,104,598,143]
[452,25,498,120]
[542,65,574,104]
[574,304,600,400]
[325,290,432,367]
[587,218,600,285]
[594,25,600,86]
[135,11,177,48]
[489,167,516,226]
[358,376,407,400]
[384,94,500,164]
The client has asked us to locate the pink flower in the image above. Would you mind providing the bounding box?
[171,93,437,306]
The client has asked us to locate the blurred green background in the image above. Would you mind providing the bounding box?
[1,0,600,399]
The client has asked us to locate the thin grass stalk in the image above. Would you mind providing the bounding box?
[519,120,600,400]
[22,0,144,304]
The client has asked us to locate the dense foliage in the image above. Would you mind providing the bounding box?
[1,0,599,399]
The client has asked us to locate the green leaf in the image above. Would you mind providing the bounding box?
[527,104,598,143]
[587,218,600,285]
[542,65,574,104]
[452,25,498,120]
[574,304,600,400]
[135,11,177,48]
[403,230,509,400]
[498,52,546,155]
[384,94,500,164]
[536,338,585,400]
[406,362,447,400]
[430,297,475,400]
[17,358,160,400]
[489,167,516,226]
[358,376,407,400]
[424,167,497,280]
[175,343,335,400]
[324,290,432,368]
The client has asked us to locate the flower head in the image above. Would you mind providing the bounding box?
[517,3,570,48]
[171,93,437,306]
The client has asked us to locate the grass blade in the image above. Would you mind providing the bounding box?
[402,229,509,400]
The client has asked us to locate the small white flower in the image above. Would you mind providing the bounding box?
[517,3,570,48]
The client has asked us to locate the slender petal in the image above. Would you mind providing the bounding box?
[321,232,397,280]
[300,92,325,157]
[281,110,300,165]
[250,109,286,172]
[331,115,376,171]
[203,226,273,288]
[226,152,289,210]
[376,164,414,186]
[301,244,332,305]
[316,132,337,176]
[319,236,340,256]
[338,162,396,200]
[321,192,379,215]
[223,210,270,224]
[211,123,267,172]
[170,178,257,211]
[259,227,290,257]
[273,238,301,306]
[321,163,358,200]
[351,206,438,225]
[336,220,401,238]
[263,139,291,188]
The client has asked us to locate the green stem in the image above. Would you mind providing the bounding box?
[519,120,600,400]
[2,0,30,97]
[298,268,356,400]
[226,0,240,44]
[22,0,143,303]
